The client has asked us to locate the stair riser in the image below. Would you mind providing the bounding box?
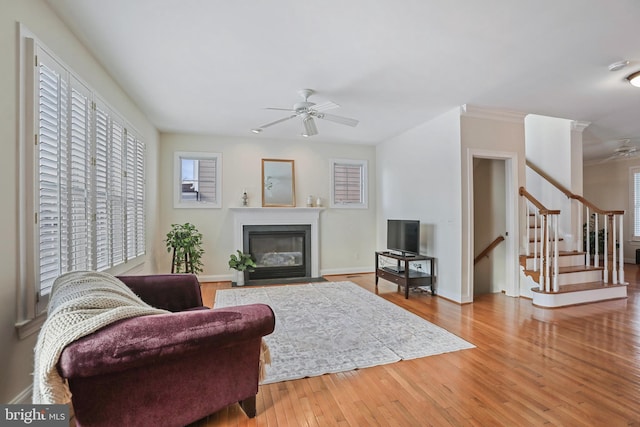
[525,254,585,269]
[532,286,627,308]
[527,241,568,253]
[556,270,602,286]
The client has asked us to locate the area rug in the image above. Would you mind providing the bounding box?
[214,281,474,384]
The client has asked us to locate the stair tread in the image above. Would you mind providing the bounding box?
[521,251,585,259]
[523,264,603,275]
[557,265,603,273]
[532,281,626,294]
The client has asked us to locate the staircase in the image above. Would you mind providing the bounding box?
[520,211,627,308]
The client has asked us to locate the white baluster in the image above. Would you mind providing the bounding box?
[533,209,538,272]
[603,215,608,284]
[619,215,625,284]
[594,213,599,267]
[553,215,559,292]
[585,208,591,266]
[544,215,551,292]
[612,215,618,284]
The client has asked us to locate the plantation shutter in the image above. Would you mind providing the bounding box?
[30,39,147,312]
[94,103,111,270]
[110,119,125,265]
[125,131,137,259]
[333,162,363,204]
[135,138,146,256]
[36,48,67,298]
[68,77,92,271]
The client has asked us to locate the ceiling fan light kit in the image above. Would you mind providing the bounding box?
[626,70,640,87]
[251,89,359,137]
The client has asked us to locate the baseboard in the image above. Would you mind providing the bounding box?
[320,267,374,276]
[197,274,233,283]
[10,384,32,404]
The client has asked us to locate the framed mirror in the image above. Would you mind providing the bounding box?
[174,151,222,208]
[262,159,295,207]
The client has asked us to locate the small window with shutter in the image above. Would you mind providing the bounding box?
[330,159,368,209]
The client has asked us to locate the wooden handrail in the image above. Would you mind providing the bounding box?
[519,187,560,215]
[526,160,623,215]
[474,235,505,264]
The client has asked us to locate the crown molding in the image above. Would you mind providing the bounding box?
[571,120,591,132]
[460,104,527,124]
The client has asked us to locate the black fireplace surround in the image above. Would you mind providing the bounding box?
[243,224,312,282]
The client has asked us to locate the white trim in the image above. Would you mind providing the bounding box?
[466,149,520,301]
[330,158,368,209]
[173,151,222,209]
[9,385,33,404]
[460,104,527,124]
[230,207,323,277]
[321,267,375,276]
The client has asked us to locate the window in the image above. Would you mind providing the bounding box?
[631,167,640,240]
[18,29,146,331]
[330,159,368,209]
[174,152,222,208]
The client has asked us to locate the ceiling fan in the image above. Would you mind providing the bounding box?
[601,139,639,162]
[251,89,359,137]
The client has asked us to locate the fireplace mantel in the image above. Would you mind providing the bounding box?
[230,207,324,277]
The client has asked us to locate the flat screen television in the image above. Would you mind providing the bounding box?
[387,219,420,255]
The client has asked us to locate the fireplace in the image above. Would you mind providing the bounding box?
[230,207,323,281]
[243,225,311,281]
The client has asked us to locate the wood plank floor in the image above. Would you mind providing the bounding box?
[191,267,640,426]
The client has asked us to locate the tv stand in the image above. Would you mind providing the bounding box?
[375,251,435,299]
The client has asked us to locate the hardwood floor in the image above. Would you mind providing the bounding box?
[192,268,640,426]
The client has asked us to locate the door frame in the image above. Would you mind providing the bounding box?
[465,149,519,299]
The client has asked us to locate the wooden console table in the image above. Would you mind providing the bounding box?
[375,251,435,299]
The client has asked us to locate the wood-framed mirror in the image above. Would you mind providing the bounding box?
[262,159,295,207]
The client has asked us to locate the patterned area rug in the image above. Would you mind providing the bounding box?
[214,281,474,384]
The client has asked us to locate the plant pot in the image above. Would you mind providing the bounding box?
[236,270,245,287]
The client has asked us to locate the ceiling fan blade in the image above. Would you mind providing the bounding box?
[265,107,296,112]
[316,112,359,127]
[599,154,620,163]
[257,115,297,129]
[311,101,340,112]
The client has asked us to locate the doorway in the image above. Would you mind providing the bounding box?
[466,149,519,299]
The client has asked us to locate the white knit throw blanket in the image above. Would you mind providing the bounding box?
[32,271,169,404]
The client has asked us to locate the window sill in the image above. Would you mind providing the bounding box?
[16,311,46,340]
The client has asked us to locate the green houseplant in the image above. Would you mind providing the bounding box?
[228,250,257,286]
[165,223,204,274]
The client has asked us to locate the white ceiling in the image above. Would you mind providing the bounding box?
[45,0,640,162]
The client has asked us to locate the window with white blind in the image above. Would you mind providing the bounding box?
[20,32,146,323]
[631,167,640,240]
[173,152,222,208]
[330,159,368,209]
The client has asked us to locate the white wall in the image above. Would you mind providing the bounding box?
[584,158,638,263]
[159,134,377,278]
[524,115,574,241]
[1,0,160,402]
[376,108,463,302]
[460,109,526,299]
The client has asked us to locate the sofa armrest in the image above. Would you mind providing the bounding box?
[116,274,204,311]
[58,303,275,379]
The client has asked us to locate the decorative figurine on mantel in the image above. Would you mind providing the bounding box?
[242,189,248,206]
[307,195,314,207]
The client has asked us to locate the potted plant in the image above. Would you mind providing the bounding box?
[165,223,204,274]
[228,250,257,286]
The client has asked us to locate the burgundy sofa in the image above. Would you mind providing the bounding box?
[56,274,275,427]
